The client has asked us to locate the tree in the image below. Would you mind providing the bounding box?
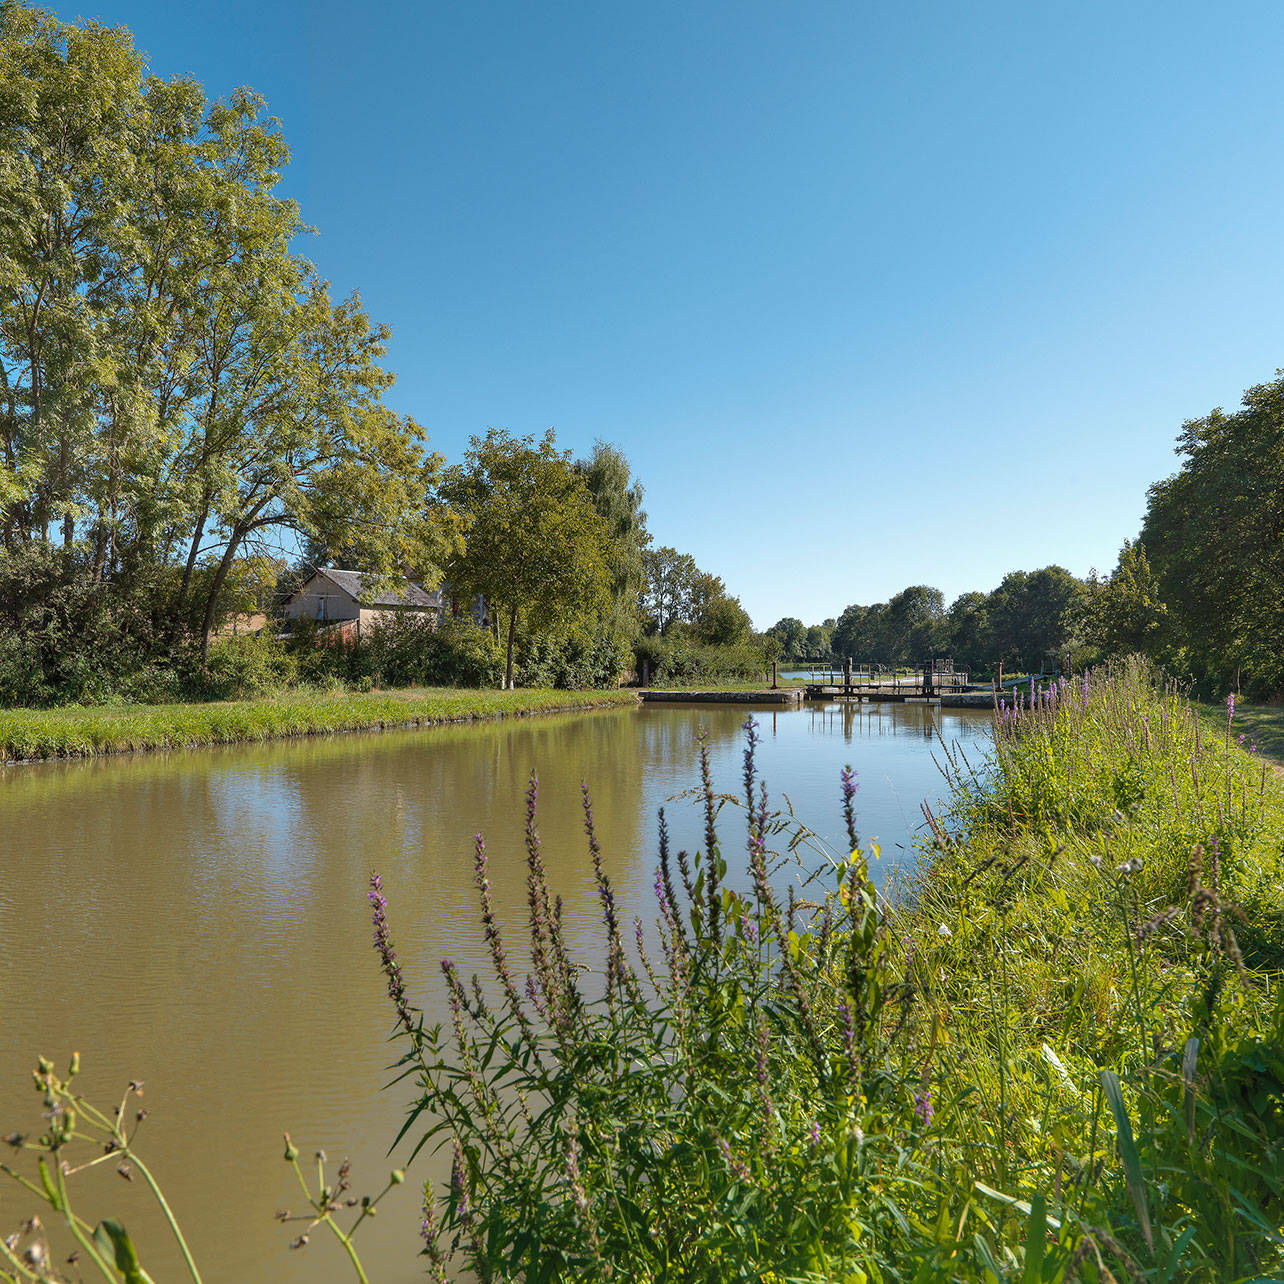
[988,566,1086,672]
[694,591,753,646]
[0,3,452,666]
[641,546,697,635]
[880,585,945,665]
[804,623,833,659]
[769,617,806,660]
[1085,540,1167,658]
[946,591,994,672]
[1141,373,1284,695]
[574,441,649,635]
[832,602,883,663]
[440,429,610,689]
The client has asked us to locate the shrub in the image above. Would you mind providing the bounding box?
[200,630,300,700]
[633,633,767,686]
[515,632,628,689]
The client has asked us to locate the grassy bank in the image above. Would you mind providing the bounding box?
[891,658,1284,1277]
[0,687,640,762]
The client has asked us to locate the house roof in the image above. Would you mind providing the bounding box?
[311,568,442,610]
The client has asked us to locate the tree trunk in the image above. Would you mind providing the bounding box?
[199,528,247,664]
[178,498,210,613]
[504,604,518,690]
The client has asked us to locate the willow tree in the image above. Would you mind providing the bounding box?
[440,429,610,689]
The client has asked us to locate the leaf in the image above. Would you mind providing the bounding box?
[92,1219,151,1284]
[1100,1069,1152,1253]
[973,1182,1064,1230]
[1041,1043,1075,1092]
[1022,1192,1046,1284]
[1181,1037,1199,1144]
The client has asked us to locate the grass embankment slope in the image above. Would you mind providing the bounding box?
[891,658,1283,1279]
[0,687,640,762]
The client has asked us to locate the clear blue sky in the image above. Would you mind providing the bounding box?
[49,0,1284,628]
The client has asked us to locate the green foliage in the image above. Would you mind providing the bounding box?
[640,545,699,635]
[514,631,628,690]
[1084,541,1167,659]
[574,441,650,637]
[376,734,955,1283]
[769,615,807,659]
[0,1,453,664]
[986,566,1085,672]
[633,633,767,686]
[343,615,503,689]
[1141,371,1284,697]
[440,429,612,689]
[201,630,300,700]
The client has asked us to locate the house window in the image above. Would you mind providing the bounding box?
[316,595,326,621]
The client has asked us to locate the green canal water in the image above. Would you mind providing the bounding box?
[0,699,989,1282]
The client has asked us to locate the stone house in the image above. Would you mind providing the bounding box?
[282,568,446,641]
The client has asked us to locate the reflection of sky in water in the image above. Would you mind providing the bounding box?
[0,700,991,1284]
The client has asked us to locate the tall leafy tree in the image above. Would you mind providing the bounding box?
[574,440,649,635]
[1085,540,1167,659]
[1142,373,1284,694]
[945,591,994,672]
[988,566,1086,672]
[880,585,945,665]
[769,617,806,660]
[440,429,610,689]
[641,545,697,635]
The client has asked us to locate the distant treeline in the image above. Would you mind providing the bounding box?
[766,566,1087,678]
[769,368,1284,698]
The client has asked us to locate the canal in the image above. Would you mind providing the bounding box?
[0,699,989,1282]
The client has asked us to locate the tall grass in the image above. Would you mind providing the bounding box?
[0,688,639,762]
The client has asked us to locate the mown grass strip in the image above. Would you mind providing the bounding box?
[0,688,640,762]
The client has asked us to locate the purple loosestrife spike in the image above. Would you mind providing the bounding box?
[656,810,683,939]
[368,873,414,1035]
[653,867,668,917]
[838,1001,860,1080]
[841,765,860,853]
[419,1187,448,1279]
[717,1136,752,1184]
[450,1137,471,1223]
[914,1089,933,1125]
[1227,692,1235,721]
[742,716,760,813]
[474,833,530,1032]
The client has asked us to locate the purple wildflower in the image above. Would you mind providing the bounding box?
[1227,692,1235,721]
[717,1136,752,1183]
[369,873,414,1034]
[450,1136,471,1222]
[914,1088,933,1125]
[419,1188,447,1277]
[841,764,859,852]
[808,1120,821,1152]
